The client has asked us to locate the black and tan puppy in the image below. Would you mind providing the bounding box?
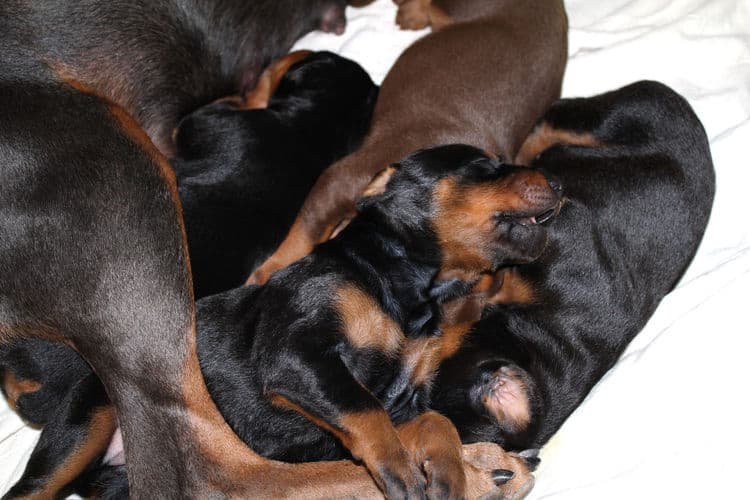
[1,0,351,155]
[1,145,559,499]
[0,1,424,497]
[174,51,378,299]
[196,145,561,499]
[430,81,715,455]
[248,0,568,285]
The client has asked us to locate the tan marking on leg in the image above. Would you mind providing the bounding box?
[516,122,602,165]
[242,50,313,109]
[336,284,405,355]
[398,411,465,498]
[270,394,347,442]
[2,370,42,411]
[24,406,117,500]
[340,410,423,495]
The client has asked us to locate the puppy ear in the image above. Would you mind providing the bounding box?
[242,50,313,109]
[361,165,398,198]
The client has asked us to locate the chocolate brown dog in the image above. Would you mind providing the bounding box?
[430,81,715,455]
[0,1,416,498]
[248,0,568,285]
[2,145,559,499]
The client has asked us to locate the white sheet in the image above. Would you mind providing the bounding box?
[3,0,749,497]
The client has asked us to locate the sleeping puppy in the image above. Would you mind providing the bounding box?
[246,0,568,285]
[173,51,378,299]
[430,81,716,453]
[2,145,558,499]
[0,2,383,497]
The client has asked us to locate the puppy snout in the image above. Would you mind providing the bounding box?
[514,171,561,208]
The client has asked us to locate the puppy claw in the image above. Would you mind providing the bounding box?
[517,449,541,471]
[492,469,515,485]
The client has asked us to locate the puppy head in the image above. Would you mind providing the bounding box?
[357,145,562,279]
[271,51,377,114]
[432,350,538,448]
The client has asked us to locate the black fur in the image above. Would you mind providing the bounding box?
[431,81,715,451]
[0,0,350,152]
[0,0,352,496]
[173,51,378,298]
[1,145,559,498]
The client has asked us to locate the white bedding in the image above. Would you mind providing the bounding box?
[2,0,749,497]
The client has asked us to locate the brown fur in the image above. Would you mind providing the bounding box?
[242,51,314,109]
[337,284,405,355]
[248,0,568,285]
[23,407,117,500]
[515,122,601,165]
[2,371,42,412]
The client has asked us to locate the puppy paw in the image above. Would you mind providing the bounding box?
[395,0,432,30]
[374,451,428,499]
[462,442,535,500]
[422,452,466,499]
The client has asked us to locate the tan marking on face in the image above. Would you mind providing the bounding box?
[516,121,602,165]
[23,405,117,499]
[489,268,537,305]
[2,370,42,411]
[243,50,313,109]
[336,284,405,356]
[433,175,549,276]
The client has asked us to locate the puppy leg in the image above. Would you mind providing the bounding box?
[266,353,426,499]
[3,373,115,500]
[398,412,536,500]
[397,411,466,499]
